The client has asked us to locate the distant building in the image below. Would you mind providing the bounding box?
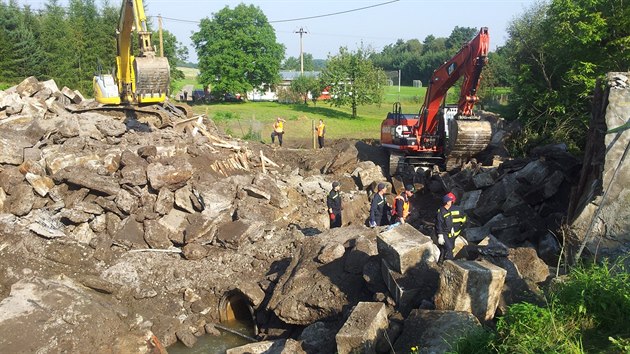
[247,70,323,102]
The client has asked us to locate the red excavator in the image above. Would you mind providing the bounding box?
[381,27,492,174]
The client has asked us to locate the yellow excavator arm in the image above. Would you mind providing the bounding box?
[94,0,170,105]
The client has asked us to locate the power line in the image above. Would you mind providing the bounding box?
[155,0,400,25]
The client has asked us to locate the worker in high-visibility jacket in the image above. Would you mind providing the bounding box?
[436,192,467,263]
[315,119,326,148]
[391,184,415,224]
[271,117,286,146]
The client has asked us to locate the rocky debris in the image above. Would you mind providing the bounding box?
[0,76,588,353]
[226,339,305,354]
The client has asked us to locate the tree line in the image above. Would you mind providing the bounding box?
[0,0,187,94]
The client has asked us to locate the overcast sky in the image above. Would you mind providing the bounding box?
[24,0,539,63]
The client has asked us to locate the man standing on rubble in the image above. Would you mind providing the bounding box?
[327,181,342,228]
[391,184,415,225]
[271,117,286,146]
[369,183,389,227]
[436,192,466,263]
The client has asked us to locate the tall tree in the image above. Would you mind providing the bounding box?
[320,46,386,118]
[505,0,630,152]
[192,4,285,95]
[39,0,74,84]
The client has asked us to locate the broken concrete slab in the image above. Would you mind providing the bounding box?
[434,260,507,321]
[381,258,422,311]
[336,302,388,354]
[377,224,439,274]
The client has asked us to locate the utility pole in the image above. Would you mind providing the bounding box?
[158,15,164,57]
[294,27,308,73]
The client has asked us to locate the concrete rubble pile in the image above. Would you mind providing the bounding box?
[0,75,598,354]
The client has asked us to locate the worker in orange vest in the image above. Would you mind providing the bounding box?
[271,117,286,146]
[391,184,415,224]
[315,119,326,148]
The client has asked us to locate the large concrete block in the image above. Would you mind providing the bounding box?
[377,223,439,274]
[434,260,507,321]
[381,259,421,310]
[336,302,388,354]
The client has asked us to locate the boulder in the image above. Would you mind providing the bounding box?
[508,247,550,284]
[0,136,28,165]
[393,310,481,354]
[344,236,377,274]
[53,167,121,196]
[226,339,305,354]
[96,119,127,137]
[299,321,339,354]
[146,160,193,191]
[154,187,174,215]
[182,243,209,260]
[174,185,196,213]
[24,173,54,197]
[317,242,346,264]
[143,219,173,249]
[336,302,388,354]
[215,220,265,249]
[15,76,40,97]
[6,184,35,216]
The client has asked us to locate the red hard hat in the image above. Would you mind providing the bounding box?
[444,192,456,203]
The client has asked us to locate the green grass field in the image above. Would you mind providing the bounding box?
[175,69,506,142]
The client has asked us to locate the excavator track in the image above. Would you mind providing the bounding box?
[445,118,492,170]
[69,101,192,129]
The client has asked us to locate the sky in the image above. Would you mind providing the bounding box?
[23,0,539,63]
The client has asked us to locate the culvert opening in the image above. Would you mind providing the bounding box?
[219,290,257,336]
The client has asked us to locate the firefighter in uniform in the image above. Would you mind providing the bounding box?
[436,192,467,263]
[315,119,326,149]
[327,181,342,228]
[392,184,415,224]
[271,117,286,146]
[369,183,389,227]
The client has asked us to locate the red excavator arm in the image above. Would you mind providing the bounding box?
[416,27,489,148]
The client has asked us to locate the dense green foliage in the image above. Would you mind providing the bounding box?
[453,260,630,354]
[192,4,285,96]
[503,0,630,154]
[289,74,319,105]
[320,46,387,118]
[0,0,187,94]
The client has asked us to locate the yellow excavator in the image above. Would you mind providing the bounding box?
[90,0,191,127]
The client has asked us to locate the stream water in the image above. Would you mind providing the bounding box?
[167,319,255,354]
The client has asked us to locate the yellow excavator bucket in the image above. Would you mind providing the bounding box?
[133,56,170,104]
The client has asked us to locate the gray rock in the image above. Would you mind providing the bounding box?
[299,321,338,354]
[472,172,495,189]
[137,145,157,158]
[146,160,194,192]
[143,219,173,249]
[39,79,60,94]
[115,189,138,215]
[182,243,209,260]
[317,242,345,264]
[175,328,197,348]
[0,188,6,212]
[70,222,96,244]
[508,247,550,284]
[344,236,377,274]
[154,187,174,215]
[29,223,66,239]
[24,173,54,197]
[58,115,80,138]
[0,136,27,165]
[7,184,35,216]
[96,119,127,137]
[537,232,561,265]
[174,185,196,213]
[243,185,271,200]
[89,214,107,233]
[59,208,93,224]
[16,76,40,97]
[53,167,121,196]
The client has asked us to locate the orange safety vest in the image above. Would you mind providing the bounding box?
[392,194,410,218]
[274,121,284,133]
[317,123,325,137]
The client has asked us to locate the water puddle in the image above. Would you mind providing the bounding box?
[167,319,255,354]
